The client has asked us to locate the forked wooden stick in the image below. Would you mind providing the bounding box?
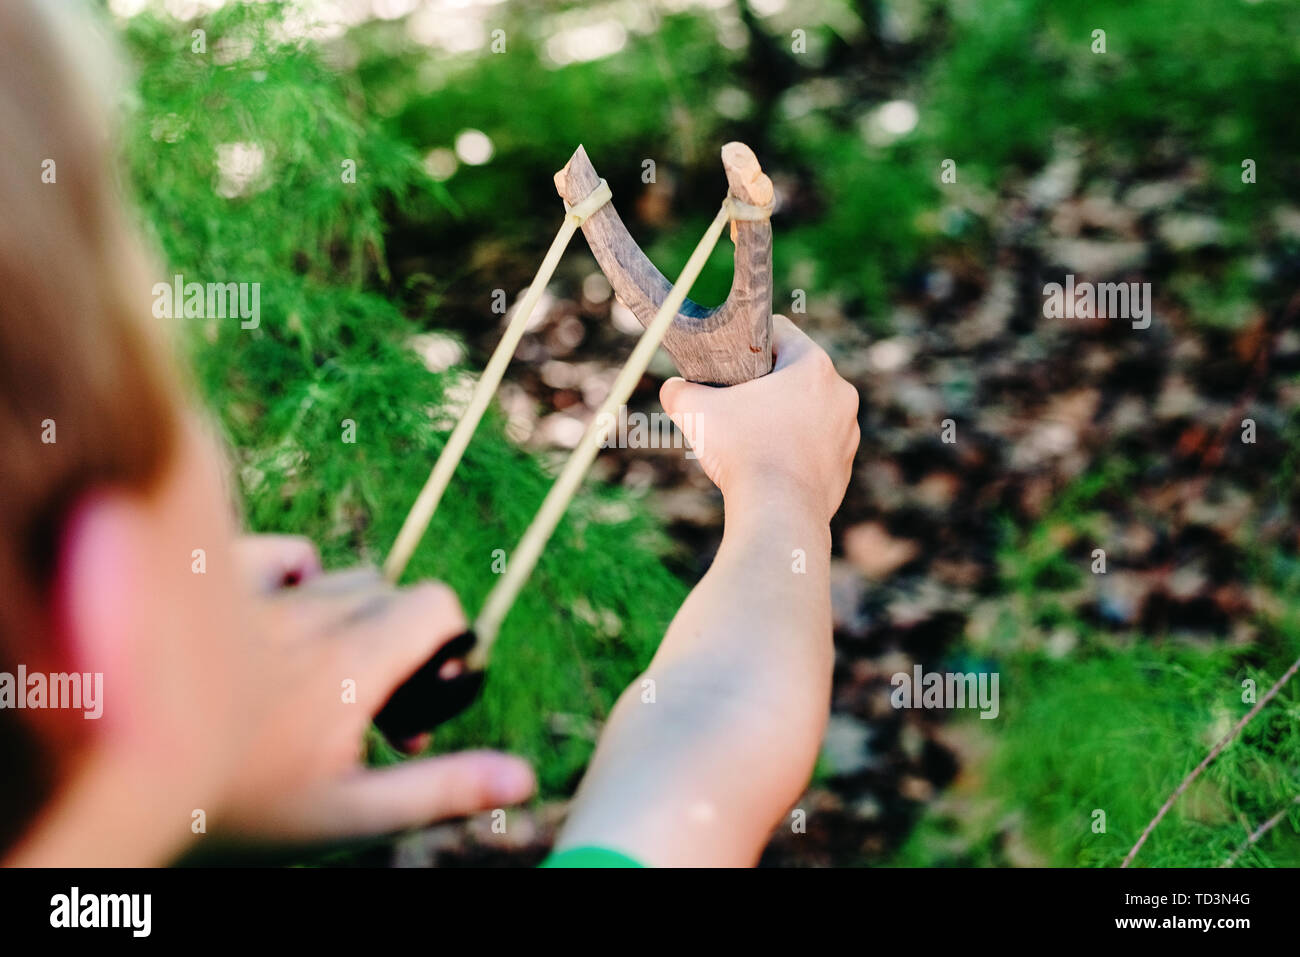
[555,142,775,385]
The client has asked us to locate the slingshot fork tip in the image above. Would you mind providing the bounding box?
[553,141,775,386]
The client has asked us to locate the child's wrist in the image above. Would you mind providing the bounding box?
[723,471,828,527]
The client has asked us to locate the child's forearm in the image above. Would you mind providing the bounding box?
[554,477,833,866]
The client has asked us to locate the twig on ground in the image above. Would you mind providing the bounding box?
[1122,653,1300,867]
[1221,795,1300,868]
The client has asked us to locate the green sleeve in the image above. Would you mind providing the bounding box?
[540,846,645,868]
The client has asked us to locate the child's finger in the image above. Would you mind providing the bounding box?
[324,752,535,835]
[259,567,390,641]
[335,581,470,711]
[234,534,322,592]
[659,377,709,443]
[395,732,432,756]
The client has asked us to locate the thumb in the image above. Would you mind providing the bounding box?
[659,376,688,418]
[659,376,708,445]
[659,375,712,420]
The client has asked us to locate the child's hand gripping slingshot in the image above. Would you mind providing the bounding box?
[374,143,776,742]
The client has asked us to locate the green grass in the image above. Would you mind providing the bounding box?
[892,644,1300,867]
[119,4,685,795]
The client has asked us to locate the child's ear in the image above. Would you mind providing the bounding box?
[52,491,148,711]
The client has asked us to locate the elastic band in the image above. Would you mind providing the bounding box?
[565,179,612,225]
[385,185,600,583]
[725,195,773,222]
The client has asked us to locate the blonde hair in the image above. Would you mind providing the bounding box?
[0,0,183,847]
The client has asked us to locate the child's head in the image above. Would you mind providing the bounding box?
[1,1,254,858]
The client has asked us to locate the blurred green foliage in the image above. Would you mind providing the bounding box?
[348,0,1299,324]
[924,0,1300,205]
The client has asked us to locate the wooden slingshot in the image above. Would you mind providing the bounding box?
[374,143,776,741]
